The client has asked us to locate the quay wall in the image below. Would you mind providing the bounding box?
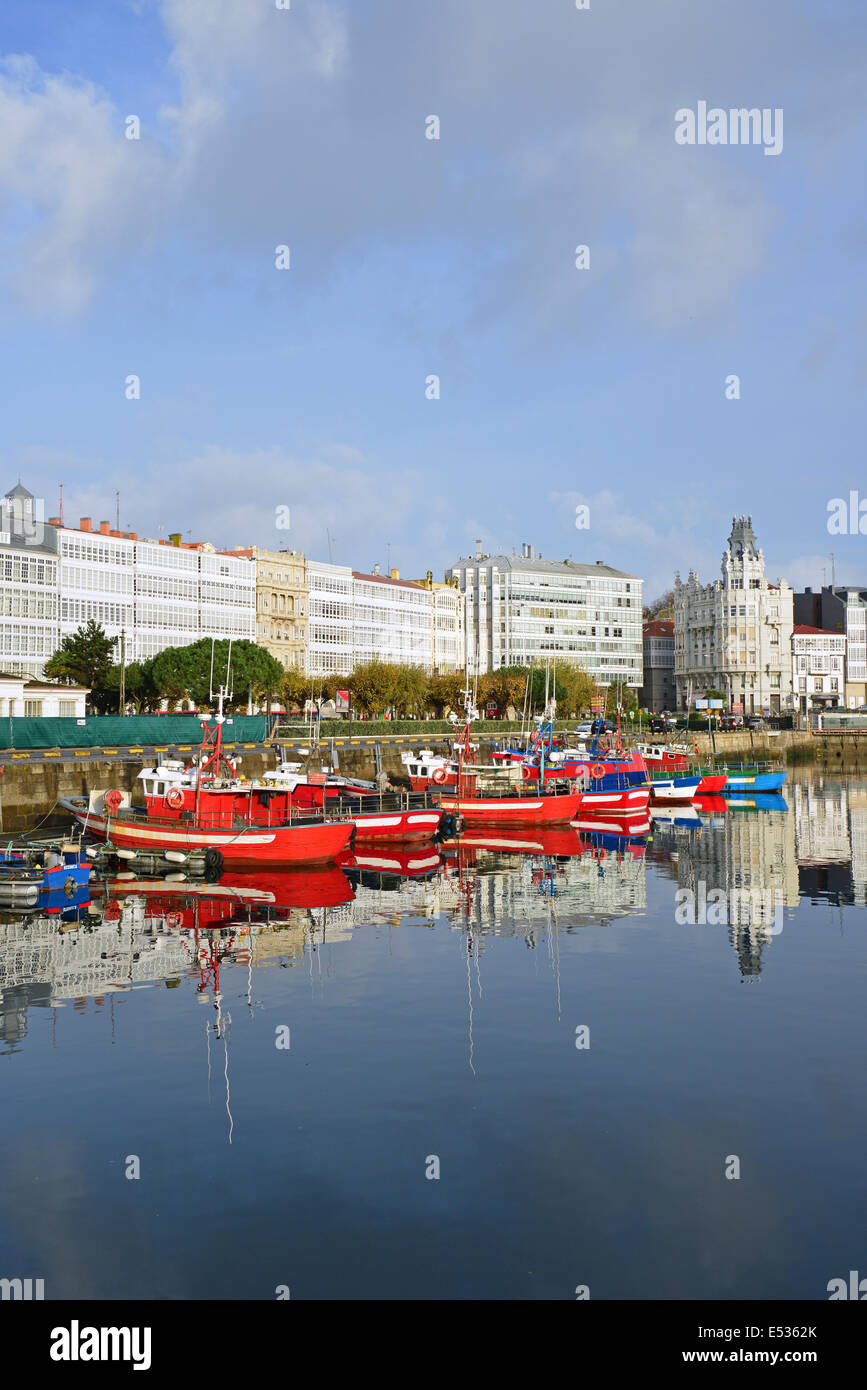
[5,729,867,835]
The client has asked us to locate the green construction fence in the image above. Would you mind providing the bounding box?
[0,714,274,750]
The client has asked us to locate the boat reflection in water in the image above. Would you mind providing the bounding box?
[4,778,848,1063]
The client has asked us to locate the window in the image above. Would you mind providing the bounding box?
[59,701,77,717]
[24,699,41,716]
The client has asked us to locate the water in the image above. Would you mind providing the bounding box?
[1,767,865,1301]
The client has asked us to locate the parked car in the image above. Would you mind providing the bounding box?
[574,718,614,736]
[648,717,667,733]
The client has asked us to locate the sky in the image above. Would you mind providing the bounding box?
[0,0,865,602]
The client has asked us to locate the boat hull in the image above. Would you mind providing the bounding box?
[60,798,354,865]
[649,776,702,803]
[437,791,584,825]
[696,774,727,794]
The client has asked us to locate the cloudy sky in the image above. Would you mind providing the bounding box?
[0,0,865,599]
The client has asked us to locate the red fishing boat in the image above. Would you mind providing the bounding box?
[60,690,356,867]
[635,741,692,771]
[433,707,586,826]
[63,690,444,848]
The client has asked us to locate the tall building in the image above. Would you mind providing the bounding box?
[446,543,643,686]
[673,516,793,714]
[305,562,464,678]
[0,482,256,676]
[793,586,867,708]
[226,546,307,670]
[639,618,675,710]
[305,560,355,677]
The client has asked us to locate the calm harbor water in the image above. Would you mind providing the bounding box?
[1,766,865,1301]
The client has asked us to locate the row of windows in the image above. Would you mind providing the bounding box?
[0,594,56,618]
[61,540,133,565]
[0,626,57,655]
[310,599,352,621]
[62,565,133,593]
[61,600,132,625]
[1,556,56,584]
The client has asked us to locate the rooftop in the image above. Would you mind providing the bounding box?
[352,570,424,590]
[451,554,640,581]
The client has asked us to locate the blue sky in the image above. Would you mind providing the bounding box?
[1,0,865,599]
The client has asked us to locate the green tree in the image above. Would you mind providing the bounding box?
[45,620,118,703]
[89,661,157,715]
[146,639,284,709]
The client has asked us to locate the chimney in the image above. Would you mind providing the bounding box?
[99,520,111,535]
[373,563,380,575]
[80,518,92,532]
[129,532,138,541]
[48,516,60,526]
[168,532,182,547]
[390,567,400,580]
[475,539,482,560]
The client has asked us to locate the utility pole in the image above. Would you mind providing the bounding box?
[831,551,836,587]
[119,629,126,715]
[115,490,120,532]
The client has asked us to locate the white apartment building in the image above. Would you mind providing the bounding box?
[446,543,643,686]
[674,516,794,714]
[306,560,355,676]
[305,561,464,678]
[791,626,846,713]
[0,483,256,676]
[58,520,255,663]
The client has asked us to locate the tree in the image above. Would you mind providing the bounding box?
[146,639,284,709]
[280,667,309,713]
[428,671,470,717]
[89,661,157,715]
[392,664,429,717]
[45,620,117,700]
[644,588,675,620]
[348,660,397,716]
[557,664,597,716]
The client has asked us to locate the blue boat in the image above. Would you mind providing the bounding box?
[721,769,787,793]
[0,842,91,909]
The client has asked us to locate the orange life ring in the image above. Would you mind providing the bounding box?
[590,763,606,779]
[432,767,448,784]
[166,787,185,808]
[165,911,182,929]
[104,789,123,813]
[595,848,607,861]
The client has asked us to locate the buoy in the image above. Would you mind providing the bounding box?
[166,787,185,809]
[165,851,187,864]
[432,767,449,784]
[590,763,606,779]
[104,789,124,812]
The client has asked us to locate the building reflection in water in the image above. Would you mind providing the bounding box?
[2,774,866,1043]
